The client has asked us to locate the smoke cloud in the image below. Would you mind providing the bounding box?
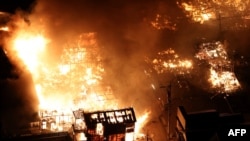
[25,0,166,114]
[0,72,38,133]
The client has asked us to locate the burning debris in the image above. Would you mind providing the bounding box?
[17,107,137,141]
[177,1,216,24]
[146,48,193,75]
[150,14,177,30]
[178,0,250,29]
[195,41,241,93]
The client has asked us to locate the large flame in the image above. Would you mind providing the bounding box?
[6,16,150,138]
[13,34,47,76]
[135,111,151,134]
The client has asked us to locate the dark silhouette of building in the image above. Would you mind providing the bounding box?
[176,106,250,141]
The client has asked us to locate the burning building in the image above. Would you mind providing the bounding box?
[195,41,241,94]
[73,107,136,141]
[1,1,250,141]
[0,9,144,140]
[1,107,136,141]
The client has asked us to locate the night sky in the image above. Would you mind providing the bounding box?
[0,0,35,13]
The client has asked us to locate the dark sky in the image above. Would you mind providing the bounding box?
[0,0,35,13]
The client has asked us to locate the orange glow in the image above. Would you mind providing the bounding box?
[6,15,150,138]
[0,26,9,31]
[76,133,87,141]
[149,48,193,75]
[135,111,151,134]
[212,0,250,11]
[209,68,241,93]
[179,2,216,24]
[195,41,241,93]
[150,14,177,30]
[13,33,48,78]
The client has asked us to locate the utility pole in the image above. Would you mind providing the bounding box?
[160,82,172,141]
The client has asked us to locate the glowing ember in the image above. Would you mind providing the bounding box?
[195,41,241,93]
[150,14,177,30]
[212,0,250,12]
[147,48,193,75]
[178,0,250,29]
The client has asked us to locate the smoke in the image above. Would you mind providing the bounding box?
[23,0,167,115]
[0,71,39,133]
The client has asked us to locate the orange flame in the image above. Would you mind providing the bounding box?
[0,26,9,31]
[12,33,48,79]
[7,15,151,137]
[209,68,241,93]
[179,2,215,24]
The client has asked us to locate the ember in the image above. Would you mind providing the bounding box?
[150,14,177,30]
[146,48,193,75]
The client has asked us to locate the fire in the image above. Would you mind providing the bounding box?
[147,48,193,75]
[76,133,87,141]
[212,0,250,12]
[195,41,241,93]
[178,2,215,24]
[7,21,119,129]
[178,0,250,26]
[12,33,48,78]
[135,111,151,134]
[209,68,241,93]
[0,26,9,31]
[5,15,151,140]
[150,14,177,30]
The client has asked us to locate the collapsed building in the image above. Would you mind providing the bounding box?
[73,107,136,141]
[1,107,136,141]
